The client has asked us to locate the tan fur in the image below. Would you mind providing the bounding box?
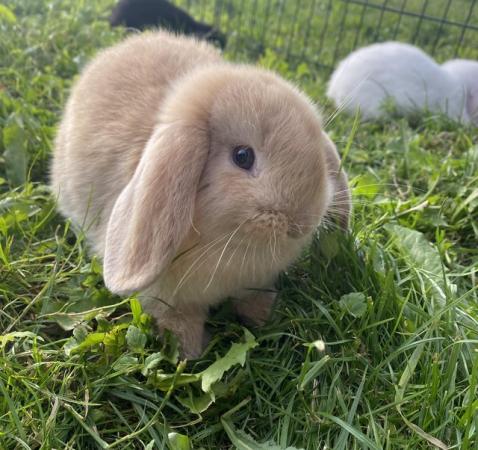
[50,31,351,358]
[322,132,351,229]
[233,291,277,326]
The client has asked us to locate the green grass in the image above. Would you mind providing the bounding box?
[1,0,477,449]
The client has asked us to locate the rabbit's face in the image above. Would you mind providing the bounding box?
[104,65,347,296]
[191,73,332,260]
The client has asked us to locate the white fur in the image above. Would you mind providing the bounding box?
[327,41,470,123]
[442,59,478,125]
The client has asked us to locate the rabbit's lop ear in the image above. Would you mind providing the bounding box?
[103,124,208,294]
[322,132,351,229]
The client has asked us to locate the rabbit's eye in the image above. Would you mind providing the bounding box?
[232,146,255,170]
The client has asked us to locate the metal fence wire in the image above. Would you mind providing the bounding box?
[172,0,478,71]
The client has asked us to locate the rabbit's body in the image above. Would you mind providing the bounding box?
[442,59,478,124]
[327,41,469,123]
[51,32,350,357]
[52,33,222,255]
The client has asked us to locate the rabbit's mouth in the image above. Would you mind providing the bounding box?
[243,210,312,240]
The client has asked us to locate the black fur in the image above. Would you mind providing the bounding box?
[110,0,226,48]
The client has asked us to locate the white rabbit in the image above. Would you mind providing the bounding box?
[327,41,470,123]
[442,59,478,125]
[50,31,350,358]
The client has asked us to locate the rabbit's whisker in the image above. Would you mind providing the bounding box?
[272,226,279,264]
[204,218,250,291]
[225,232,249,268]
[268,232,274,270]
[324,73,372,128]
[252,241,258,283]
[239,236,253,281]
[174,243,228,296]
[172,232,231,295]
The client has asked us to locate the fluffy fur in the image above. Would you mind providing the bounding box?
[442,59,478,125]
[51,31,350,358]
[327,41,470,123]
[109,0,226,48]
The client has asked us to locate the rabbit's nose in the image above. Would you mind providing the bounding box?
[245,209,289,236]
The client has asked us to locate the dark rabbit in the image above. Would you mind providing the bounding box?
[109,0,226,48]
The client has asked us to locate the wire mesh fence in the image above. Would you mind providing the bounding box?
[172,0,478,71]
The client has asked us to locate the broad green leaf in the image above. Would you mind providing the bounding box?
[150,373,201,391]
[102,324,129,354]
[90,257,103,274]
[0,331,43,349]
[168,432,192,450]
[130,297,142,325]
[96,315,113,332]
[112,355,139,371]
[385,224,447,304]
[318,230,340,259]
[72,324,89,343]
[126,325,147,352]
[201,329,257,394]
[0,4,16,24]
[64,332,105,356]
[3,116,28,186]
[351,173,380,198]
[339,292,367,318]
[177,388,214,415]
[64,324,129,356]
[51,313,85,331]
[141,352,165,376]
[41,296,127,330]
[63,337,79,357]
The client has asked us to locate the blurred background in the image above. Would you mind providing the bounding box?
[169,0,478,70]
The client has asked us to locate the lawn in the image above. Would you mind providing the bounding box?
[1,0,477,449]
